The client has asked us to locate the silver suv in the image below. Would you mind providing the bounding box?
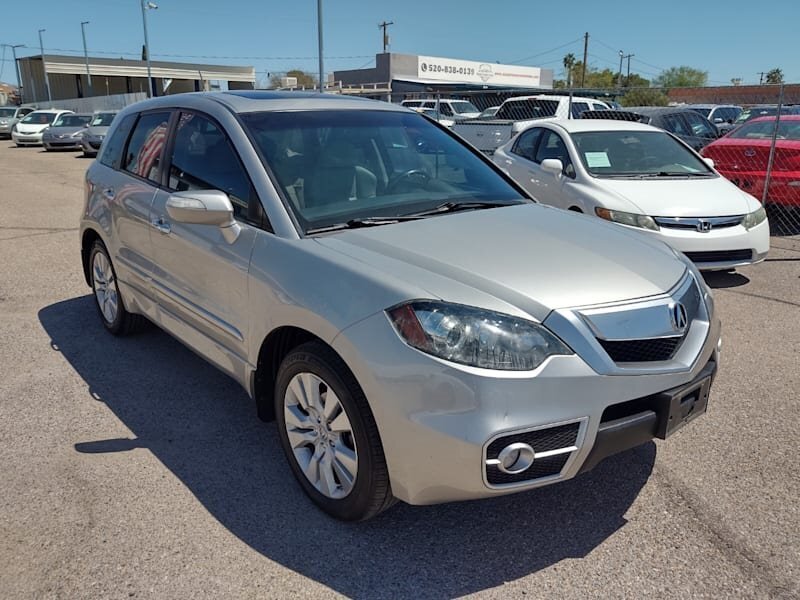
[80,92,720,521]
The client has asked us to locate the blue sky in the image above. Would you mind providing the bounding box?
[1,0,797,88]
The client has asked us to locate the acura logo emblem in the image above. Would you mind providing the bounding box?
[697,219,713,232]
[671,302,688,332]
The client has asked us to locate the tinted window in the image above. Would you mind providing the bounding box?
[683,112,717,138]
[53,114,92,127]
[21,112,58,125]
[168,112,255,223]
[570,102,589,118]
[728,119,800,141]
[123,112,171,182]
[438,103,453,116]
[99,113,137,170]
[240,110,525,233]
[535,130,574,176]
[661,113,692,137]
[512,128,542,161]
[691,107,712,117]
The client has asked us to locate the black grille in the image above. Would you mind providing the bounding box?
[598,336,682,362]
[485,423,580,486]
[487,453,570,485]
[684,249,753,263]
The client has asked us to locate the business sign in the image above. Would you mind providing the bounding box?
[416,55,546,88]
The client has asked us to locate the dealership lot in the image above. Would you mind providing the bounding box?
[0,142,798,598]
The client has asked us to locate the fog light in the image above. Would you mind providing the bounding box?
[497,442,535,474]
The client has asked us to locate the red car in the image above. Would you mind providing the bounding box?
[701,115,800,206]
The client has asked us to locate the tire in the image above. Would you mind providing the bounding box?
[275,341,395,521]
[88,240,147,336]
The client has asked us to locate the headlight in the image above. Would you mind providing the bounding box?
[387,301,572,371]
[742,205,767,230]
[595,207,659,231]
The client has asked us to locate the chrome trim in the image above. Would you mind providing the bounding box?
[654,215,744,231]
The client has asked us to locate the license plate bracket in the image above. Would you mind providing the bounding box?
[655,375,712,439]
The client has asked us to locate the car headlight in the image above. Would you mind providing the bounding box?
[72,131,85,138]
[742,205,767,230]
[595,207,659,231]
[387,301,572,371]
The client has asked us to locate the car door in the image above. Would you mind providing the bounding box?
[94,110,170,312]
[497,127,543,195]
[149,110,260,374]
[527,128,577,208]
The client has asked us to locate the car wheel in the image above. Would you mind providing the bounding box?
[89,240,146,335]
[275,341,395,521]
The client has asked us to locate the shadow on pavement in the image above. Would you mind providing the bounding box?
[40,295,654,598]
[702,271,750,289]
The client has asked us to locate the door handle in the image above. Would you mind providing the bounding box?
[151,217,172,235]
[102,187,115,200]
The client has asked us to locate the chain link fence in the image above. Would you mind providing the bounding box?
[391,84,800,237]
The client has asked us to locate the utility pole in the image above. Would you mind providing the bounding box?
[80,21,93,97]
[38,29,52,105]
[317,0,324,91]
[617,50,624,88]
[623,53,634,86]
[580,32,588,88]
[379,20,394,54]
[1,44,24,102]
[757,72,765,85]
[140,1,158,98]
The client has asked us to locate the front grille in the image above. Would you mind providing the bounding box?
[654,215,743,230]
[684,249,753,263]
[598,336,682,362]
[485,422,580,486]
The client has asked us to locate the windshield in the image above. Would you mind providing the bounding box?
[91,112,117,126]
[728,118,800,140]
[691,107,711,117]
[735,107,776,124]
[53,114,91,127]
[450,101,479,114]
[21,112,57,125]
[0,108,16,118]
[240,110,526,233]
[571,130,713,177]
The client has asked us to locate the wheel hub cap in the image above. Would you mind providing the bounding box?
[92,252,118,324]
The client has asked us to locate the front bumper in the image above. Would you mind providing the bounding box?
[11,131,44,145]
[43,138,83,150]
[332,285,721,506]
[81,137,103,154]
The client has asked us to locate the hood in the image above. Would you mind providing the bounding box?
[84,125,110,137]
[44,125,86,136]
[15,122,51,134]
[316,204,685,321]
[595,175,754,217]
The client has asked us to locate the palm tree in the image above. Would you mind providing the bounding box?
[563,53,577,88]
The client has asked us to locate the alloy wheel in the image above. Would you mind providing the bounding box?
[92,251,118,324]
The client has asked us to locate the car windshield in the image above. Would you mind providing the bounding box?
[735,107,776,124]
[240,109,526,233]
[571,130,713,177]
[691,107,711,117]
[450,101,479,114]
[53,114,91,127]
[91,112,117,126]
[21,112,57,125]
[727,119,800,140]
[0,108,16,118]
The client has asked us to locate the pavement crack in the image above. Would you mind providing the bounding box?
[720,289,800,309]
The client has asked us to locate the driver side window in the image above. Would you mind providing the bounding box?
[511,128,542,161]
[535,130,575,177]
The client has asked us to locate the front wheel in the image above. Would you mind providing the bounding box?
[275,341,394,521]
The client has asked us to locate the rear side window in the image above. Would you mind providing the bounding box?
[99,113,136,170]
[512,128,543,161]
[570,102,589,118]
[122,112,171,182]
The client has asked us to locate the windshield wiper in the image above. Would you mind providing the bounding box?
[638,171,712,178]
[409,200,518,217]
[306,215,422,234]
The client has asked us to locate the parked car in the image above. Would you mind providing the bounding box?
[11,109,74,146]
[42,113,93,151]
[400,98,481,120]
[477,105,500,119]
[701,115,800,207]
[452,95,610,154]
[623,107,721,151]
[81,111,118,157]
[493,118,769,270]
[733,104,800,126]
[0,105,35,138]
[686,104,742,134]
[81,91,720,521]
[417,108,455,128]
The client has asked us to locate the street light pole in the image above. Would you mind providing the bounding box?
[80,21,93,97]
[617,50,624,88]
[317,0,324,91]
[1,44,24,102]
[38,29,52,105]
[140,1,158,98]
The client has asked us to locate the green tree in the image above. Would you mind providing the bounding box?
[269,69,318,89]
[619,88,670,107]
[654,66,708,88]
[765,68,784,84]
[624,73,650,88]
[562,53,577,87]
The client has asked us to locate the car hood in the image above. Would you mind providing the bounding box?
[15,122,51,134]
[44,126,85,136]
[316,204,685,321]
[84,125,110,136]
[596,175,754,216]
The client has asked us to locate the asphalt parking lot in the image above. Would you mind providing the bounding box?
[0,141,798,599]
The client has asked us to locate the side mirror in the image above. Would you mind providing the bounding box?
[541,158,564,176]
[713,117,724,124]
[703,157,715,169]
[166,190,241,243]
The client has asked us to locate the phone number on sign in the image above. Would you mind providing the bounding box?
[420,63,476,76]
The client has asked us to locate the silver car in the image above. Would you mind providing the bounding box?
[42,113,93,151]
[0,106,35,138]
[81,111,118,157]
[80,92,721,521]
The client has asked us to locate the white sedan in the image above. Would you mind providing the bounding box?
[493,119,770,270]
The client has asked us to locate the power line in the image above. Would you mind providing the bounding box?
[510,37,583,65]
